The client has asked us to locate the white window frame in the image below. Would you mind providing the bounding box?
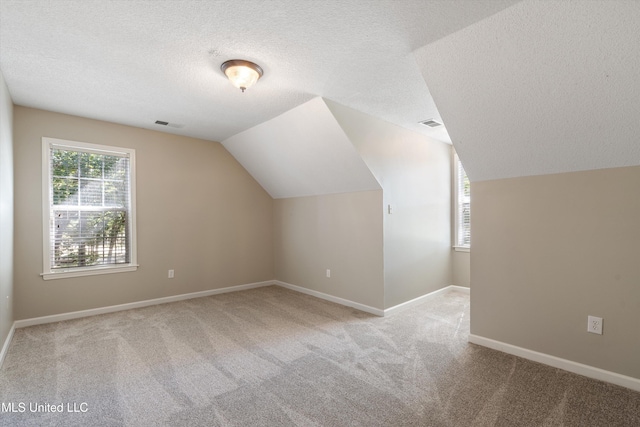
[454,152,470,252]
[41,137,138,280]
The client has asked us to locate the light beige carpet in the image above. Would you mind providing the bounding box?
[0,286,638,426]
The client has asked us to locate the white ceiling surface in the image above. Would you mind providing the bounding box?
[222,97,380,199]
[0,0,518,144]
[416,0,640,182]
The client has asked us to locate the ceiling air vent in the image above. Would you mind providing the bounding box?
[154,120,184,128]
[419,119,442,128]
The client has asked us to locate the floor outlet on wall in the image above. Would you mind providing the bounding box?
[168,269,174,279]
[326,269,331,278]
[587,315,603,334]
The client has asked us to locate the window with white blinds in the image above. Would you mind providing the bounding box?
[42,138,137,280]
[455,153,471,248]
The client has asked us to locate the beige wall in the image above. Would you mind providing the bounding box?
[326,100,452,309]
[472,166,640,379]
[274,190,384,310]
[13,107,274,319]
[452,251,470,287]
[0,71,14,348]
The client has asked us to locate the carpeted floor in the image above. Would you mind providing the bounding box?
[0,285,638,426]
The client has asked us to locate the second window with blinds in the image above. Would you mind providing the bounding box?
[454,152,471,251]
[42,137,137,280]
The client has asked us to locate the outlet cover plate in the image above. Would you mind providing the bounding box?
[588,315,603,334]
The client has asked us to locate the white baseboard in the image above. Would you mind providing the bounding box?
[384,286,450,316]
[469,334,640,393]
[449,285,470,294]
[274,281,385,316]
[384,285,469,316]
[0,322,16,368]
[274,282,467,317]
[14,280,275,329]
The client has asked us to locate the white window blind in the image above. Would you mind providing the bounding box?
[456,155,471,247]
[42,138,137,279]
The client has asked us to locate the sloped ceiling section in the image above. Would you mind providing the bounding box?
[222,97,380,199]
[0,0,518,144]
[415,0,640,182]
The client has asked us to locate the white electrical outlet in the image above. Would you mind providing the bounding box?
[168,269,174,279]
[587,315,603,334]
[326,269,331,278]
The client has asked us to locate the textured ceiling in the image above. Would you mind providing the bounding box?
[416,0,640,182]
[0,0,518,144]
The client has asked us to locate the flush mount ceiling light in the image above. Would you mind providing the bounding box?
[221,59,263,92]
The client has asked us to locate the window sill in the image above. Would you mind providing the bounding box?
[41,265,138,281]
[453,246,470,253]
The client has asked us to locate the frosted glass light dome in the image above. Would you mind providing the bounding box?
[221,60,263,92]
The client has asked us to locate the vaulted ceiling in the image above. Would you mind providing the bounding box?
[222,97,380,199]
[416,0,640,181]
[1,0,638,186]
[0,0,517,144]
